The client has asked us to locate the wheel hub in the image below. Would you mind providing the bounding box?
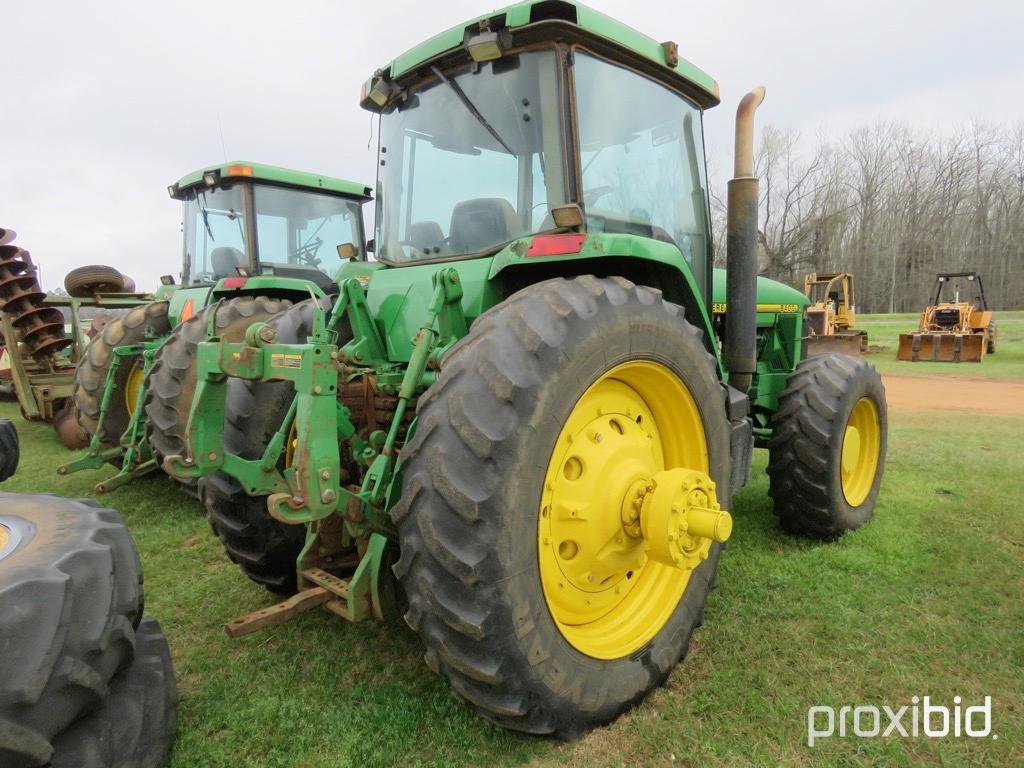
[638,468,731,570]
[539,368,731,645]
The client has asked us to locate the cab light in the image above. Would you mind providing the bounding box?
[227,164,254,177]
[526,234,587,257]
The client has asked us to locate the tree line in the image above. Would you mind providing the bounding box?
[711,121,1024,312]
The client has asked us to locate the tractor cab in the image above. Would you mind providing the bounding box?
[360,5,720,302]
[168,163,372,288]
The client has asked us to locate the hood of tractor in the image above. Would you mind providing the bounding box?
[711,269,808,315]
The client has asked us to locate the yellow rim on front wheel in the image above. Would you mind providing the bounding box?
[124,362,145,416]
[538,360,731,660]
[840,397,881,507]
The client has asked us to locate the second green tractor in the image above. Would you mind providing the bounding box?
[63,162,371,491]
[165,1,888,737]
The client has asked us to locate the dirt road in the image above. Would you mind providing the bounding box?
[882,375,1024,416]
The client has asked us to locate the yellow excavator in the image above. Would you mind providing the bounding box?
[897,271,996,362]
[803,272,868,356]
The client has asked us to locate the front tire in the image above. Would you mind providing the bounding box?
[767,353,887,538]
[392,276,730,737]
[199,299,331,595]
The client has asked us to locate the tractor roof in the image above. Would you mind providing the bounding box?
[367,0,720,110]
[171,162,372,200]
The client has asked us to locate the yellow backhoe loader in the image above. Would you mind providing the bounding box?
[897,272,995,362]
[803,272,867,356]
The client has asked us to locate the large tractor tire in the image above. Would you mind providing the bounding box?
[987,320,997,354]
[64,265,126,298]
[0,494,144,768]
[391,276,731,737]
[0,418,18,481]
[74,302,171,446]
[144,296,291,487]
[199,298,331,595]
[50,618,177,768]
[767,353,887,539]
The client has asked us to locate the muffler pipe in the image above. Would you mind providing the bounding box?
[724,87,766,394]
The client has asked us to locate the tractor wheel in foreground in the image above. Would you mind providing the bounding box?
[199,298,333,595]
[987,321,997,354]
[767,352,887,539]
[0,418,18,481]
[145,296,291,490]
[64,265,125,297]
[392,276,732,737]
[50,618,177,768]
[74,302,171,447]
[0,493,144,768]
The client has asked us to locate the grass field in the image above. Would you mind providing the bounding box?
[1,315,1022,767]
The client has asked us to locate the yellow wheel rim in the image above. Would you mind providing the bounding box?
[0,523,9,553]
[124,362,145,415]
[538,360,721,660]
[840,397,881,507]
[285,420,298,467]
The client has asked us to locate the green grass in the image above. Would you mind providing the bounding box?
[2,319,1023,767]
[857,310,1024,379]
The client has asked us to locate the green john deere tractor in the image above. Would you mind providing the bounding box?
[166,1,888,736]
[61,162,371,491]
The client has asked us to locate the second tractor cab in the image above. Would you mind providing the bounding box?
[168,162,371,294]
[897,271,996,362]
[803,272,868,356]
[59,162,371,493]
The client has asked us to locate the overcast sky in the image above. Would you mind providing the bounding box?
[2,0,1021,290]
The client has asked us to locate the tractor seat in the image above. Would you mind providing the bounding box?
[408,221,446,254]
[211,246,245,278]
[449,198,519,254]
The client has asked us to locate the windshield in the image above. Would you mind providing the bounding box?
[376,49,566,264]
[574,52,711,300]
[252,185,363,276]
[181,184,364,284]
[182,185,247,284]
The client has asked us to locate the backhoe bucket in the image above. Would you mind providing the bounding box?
[806,331,866,357]
[897,332,985,362]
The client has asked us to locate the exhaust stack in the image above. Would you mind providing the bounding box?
[724,87,766,394]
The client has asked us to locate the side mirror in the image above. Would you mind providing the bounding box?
[336,243,358,261]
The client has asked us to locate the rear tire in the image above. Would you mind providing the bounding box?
[64,265,125,297]
[392,276,730,737]
[987,321,996,354]
[144,296,291,489]
[199,299,332,595]
[49,618,177,768]
[74,302,170,446]
[0,494,144,768]
[767,353,887,538]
